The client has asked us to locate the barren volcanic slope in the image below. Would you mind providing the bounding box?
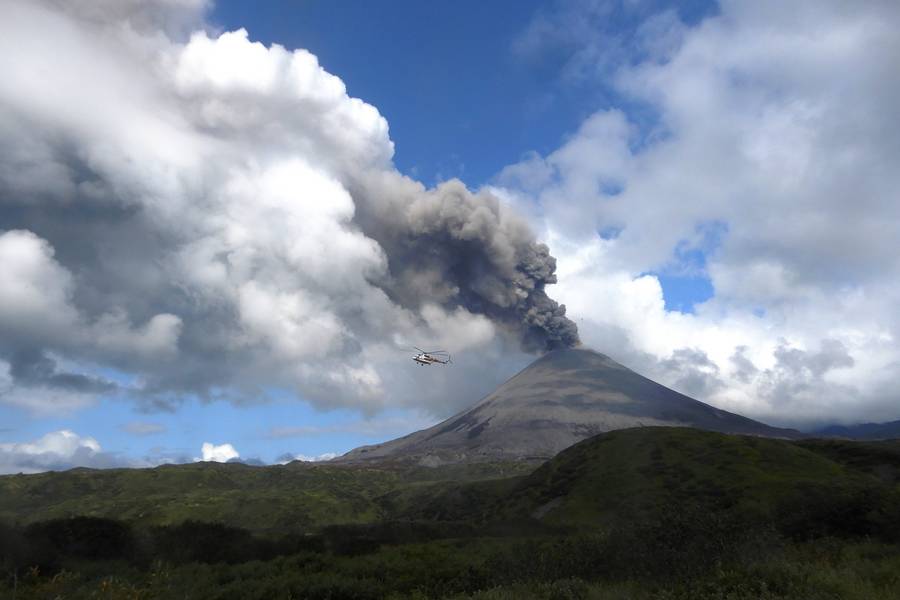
[340,348,799,464]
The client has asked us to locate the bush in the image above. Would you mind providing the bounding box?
[149,520,257,564]
[24,516,136,562]
[775,483,887,541]
[599,503,777,581]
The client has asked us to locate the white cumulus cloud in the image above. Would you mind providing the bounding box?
[276,452,337,464]
[0,430,116,474]
[197,442,240,462]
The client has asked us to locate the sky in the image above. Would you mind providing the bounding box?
[1,0,899,473]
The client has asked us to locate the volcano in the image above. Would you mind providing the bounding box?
[339,348,799,464]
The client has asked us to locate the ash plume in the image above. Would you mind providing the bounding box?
[349,172,580,353]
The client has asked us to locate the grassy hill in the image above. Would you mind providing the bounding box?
[0,459,535,533]
[795,437,900,484]
[3,428,899,534]
[2,427,900,599]
[491,427,892,527]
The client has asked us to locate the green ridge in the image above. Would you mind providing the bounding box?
[3,427,900,598]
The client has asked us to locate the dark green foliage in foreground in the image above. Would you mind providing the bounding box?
[2,427,900,598]
[4,516,900,599]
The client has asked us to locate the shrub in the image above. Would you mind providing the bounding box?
[150,520,256,564]
[24,516,136,562]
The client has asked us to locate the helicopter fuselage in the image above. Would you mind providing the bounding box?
[413,353,445,365]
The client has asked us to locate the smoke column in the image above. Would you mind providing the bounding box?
[349,171,580,353]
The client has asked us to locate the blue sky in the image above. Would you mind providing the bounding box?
[3,0,899,471]
[213,0,576,186]
[211,0,714,188]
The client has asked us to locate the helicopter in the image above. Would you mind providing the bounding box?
[412,347,452,366]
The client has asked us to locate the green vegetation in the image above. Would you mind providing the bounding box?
[0,459,535,533]
[493,428,895,527]
[2,427,899,598]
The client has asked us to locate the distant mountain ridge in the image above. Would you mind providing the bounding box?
[814,420,900,441]
[339,348,799,464]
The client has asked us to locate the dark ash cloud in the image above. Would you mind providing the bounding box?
[350,175,579,353]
